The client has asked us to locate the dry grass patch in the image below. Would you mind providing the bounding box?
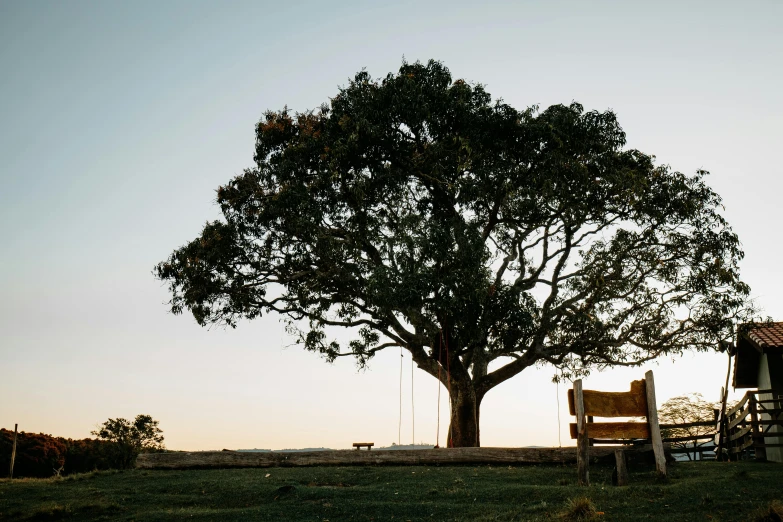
[558,496,600,521]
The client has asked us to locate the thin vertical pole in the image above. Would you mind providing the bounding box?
[9,424,18,479]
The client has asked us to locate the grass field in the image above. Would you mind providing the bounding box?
[1,460,781,521]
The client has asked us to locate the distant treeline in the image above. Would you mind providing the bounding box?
[236,448,330,453]
[235,444,435,452]
[1,429,131,478]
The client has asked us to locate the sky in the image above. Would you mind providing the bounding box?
[1,0,781,451]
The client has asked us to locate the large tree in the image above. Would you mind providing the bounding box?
[156,60,751,447]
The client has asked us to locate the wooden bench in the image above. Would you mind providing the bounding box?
[352,442,374,450]
[568,370,666,486]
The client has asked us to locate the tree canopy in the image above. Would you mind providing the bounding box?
[156,60,751,446]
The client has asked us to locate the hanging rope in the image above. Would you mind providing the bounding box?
[435,339,441,448]
[556,378,562,448]
[411,355,415,446]
[441,327,453,448]
[398,347,403,446]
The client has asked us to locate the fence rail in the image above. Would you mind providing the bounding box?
[589,419,718,460]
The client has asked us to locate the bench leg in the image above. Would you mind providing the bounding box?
[614,449,629,486]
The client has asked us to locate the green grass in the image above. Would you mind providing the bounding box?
[0,461,781,521]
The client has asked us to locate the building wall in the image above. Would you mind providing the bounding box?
[757,353,783,463]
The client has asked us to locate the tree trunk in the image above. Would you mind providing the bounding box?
[446,382,483,447]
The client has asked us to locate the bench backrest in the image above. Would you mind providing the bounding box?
[568,370,666,485]
[567,379,650,439]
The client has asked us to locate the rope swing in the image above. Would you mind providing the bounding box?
[443,329,453,448]
[434,329,453,448]
[411,354,415,445]
[435,340,442,448]
[395,329,451,450]
[398,348,417,447]
[556,378,562,448]
[398,347,403,446]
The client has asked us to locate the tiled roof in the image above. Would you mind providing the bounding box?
[746,322,783,349]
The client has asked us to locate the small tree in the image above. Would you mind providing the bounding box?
[91,414,164,469]
[658,393,725,460]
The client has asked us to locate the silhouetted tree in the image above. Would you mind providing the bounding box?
[658,393,734,460]
[91,415,164,469]
[156,60,752,447]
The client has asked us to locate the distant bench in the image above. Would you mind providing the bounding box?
[353,442,374,450]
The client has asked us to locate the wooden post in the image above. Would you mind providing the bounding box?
[715,387,726,461]
[717,349,732,460]
[614,449,629,486]
[644,371,667,478]
[9,424,18,479]
[748,394,766,461]
[587,416,595,447]
[574,379,589,486]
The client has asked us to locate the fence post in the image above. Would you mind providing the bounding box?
[715,387,726,460]
[574,379,589,486]
[748,394,766,461]
[644,371,667,478]
[9,424,18,479]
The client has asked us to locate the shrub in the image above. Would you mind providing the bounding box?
[63,438,120,474]
[1,429,134,477]
[0,429,66,478]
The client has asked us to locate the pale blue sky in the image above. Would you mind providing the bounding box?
[1,1,781,450]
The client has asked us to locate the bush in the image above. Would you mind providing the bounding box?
[0,429,67,478]
[63,438,121,474]
[1,429,128,478]
[2,416,164,477]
